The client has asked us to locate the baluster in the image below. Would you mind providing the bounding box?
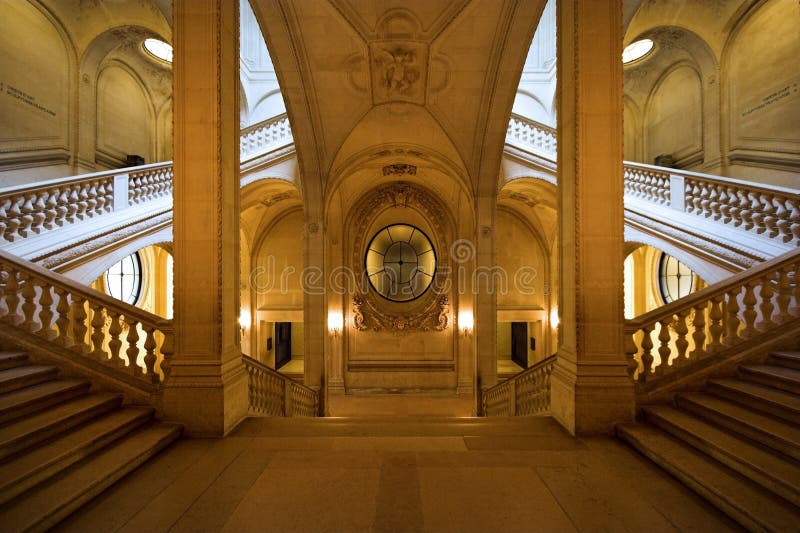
[43,189,58,230]
[0,198,9,240]
[55,188,69,227]
[76,185,89,219]
[37,280,56,340]
[143,324,158,382]
[698,183,712,218]
[749,192,765,234]
[125,317,141,375]
[19,194,35,236]
[792,260,800,317]
[85,182,98,215]
[3,268,22,325]
[774,266,792,324]
[717,186,729,221]
[708,185,722,221]
[673,308,690,366]
[727,187,742,227]
[767,195,783,239]
[89,302,107,360]
[54,288,72,346]
[20,273,38,332]
[722,287,741,346]
[656,317,672,374]
[739,192,755,231]
[71,296,89,352]
[107,311,124,366]
[760,193,776,237]
[756,272,776,332]
[707,295,724,353]
[787,199,800,244]
[739,282,758,338]
[690,301,707,359]
[159,327,174,379]
[31,193,46,234]
[66,186,79,223]
[94,182,107,213]
[624,329,639,380]
[639,324,654,383]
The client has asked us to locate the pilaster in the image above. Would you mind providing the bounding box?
[475,195,497,389]
[551,0,635,435]
[163,0,247,436]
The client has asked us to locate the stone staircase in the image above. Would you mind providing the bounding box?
[618,350,800,531]
[0,350,181,532]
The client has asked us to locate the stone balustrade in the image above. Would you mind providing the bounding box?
[0,162,173,244]
[243,355,319,417]
[240,114,293,161]
[506,113,557,156]
[0,249,173,387]
[482,355,555,416]
[625,249,800,388]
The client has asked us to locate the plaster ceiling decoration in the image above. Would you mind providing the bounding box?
[250,0,545,197]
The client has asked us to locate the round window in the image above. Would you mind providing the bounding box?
[104,252,143,305]
[658,252,694,304]
[365,224,436,302]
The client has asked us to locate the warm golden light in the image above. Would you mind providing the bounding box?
[458,310,473,336]
[328,311,343,335]
[550,307,559,329]
[238,309,250,331]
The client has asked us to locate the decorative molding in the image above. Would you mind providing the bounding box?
[369,41,428,105]
[382,163,417,176]
[352,294,449,334]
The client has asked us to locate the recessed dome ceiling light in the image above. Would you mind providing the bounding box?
[143,38,173,63]
[622,38,654,64]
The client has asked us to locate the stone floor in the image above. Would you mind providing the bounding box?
[55,416,742,533]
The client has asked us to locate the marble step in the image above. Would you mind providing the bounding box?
[769,351,800,371]
[675,393,800,461]
[0,380,91,426]
[642,405,800,506]
[0,352,29,372]
[708,378,800,425]
[0,422,182,533]
[0,365,58,395]
[0,407,154,506]
[617,424,800,533]
[739,364,800,395]
[0,394,122,461]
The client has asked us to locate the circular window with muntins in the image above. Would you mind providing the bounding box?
[365,224,436,302]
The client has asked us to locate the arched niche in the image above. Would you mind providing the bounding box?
[723,0,800,184]
[645,64,703,167]
[0,1,74,185]
[623,96,642,162]
[95,63,155,168]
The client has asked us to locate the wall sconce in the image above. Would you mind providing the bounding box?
[458,310,473,337]
[238,309,250,334]
[328,311,343,337]
[550,307,560,329]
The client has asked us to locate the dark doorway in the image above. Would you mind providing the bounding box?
[511,322,528,369]
[275,322,292,370]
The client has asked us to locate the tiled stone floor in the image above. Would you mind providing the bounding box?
[56,416,741,533]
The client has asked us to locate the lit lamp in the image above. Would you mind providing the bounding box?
[458,310,474,337]
[238,309,250,333]
[550,307,559,330]
[328,311,343,337]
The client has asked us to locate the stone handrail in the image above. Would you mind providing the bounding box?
[482,355,556,416]
[624,162,799,245]
[243,355,319,417]
[0,162,173,244]
[240,114,293,161]
[625,249,799,389]
[0,249,173,388]
[506,113,557,156]
[506,114,799,247]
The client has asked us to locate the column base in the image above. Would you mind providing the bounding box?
[161,356,249,437]
[550,355,635,436]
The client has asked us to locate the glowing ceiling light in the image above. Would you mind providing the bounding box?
[143,38,173,63]
[622,39,654,64]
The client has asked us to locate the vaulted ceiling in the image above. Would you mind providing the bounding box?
[249,0,545,206]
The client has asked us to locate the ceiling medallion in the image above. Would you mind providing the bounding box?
[370,41,428,105]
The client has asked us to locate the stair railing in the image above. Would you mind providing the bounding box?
[0,249,172,389]
[0,162,173,244]
[481,355,556,416]
[243,355,319,417]
[239,114,293,161]
[625,249,800,393]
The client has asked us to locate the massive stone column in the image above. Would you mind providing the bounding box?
[550,0,635,435]
[163,0,248,436]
